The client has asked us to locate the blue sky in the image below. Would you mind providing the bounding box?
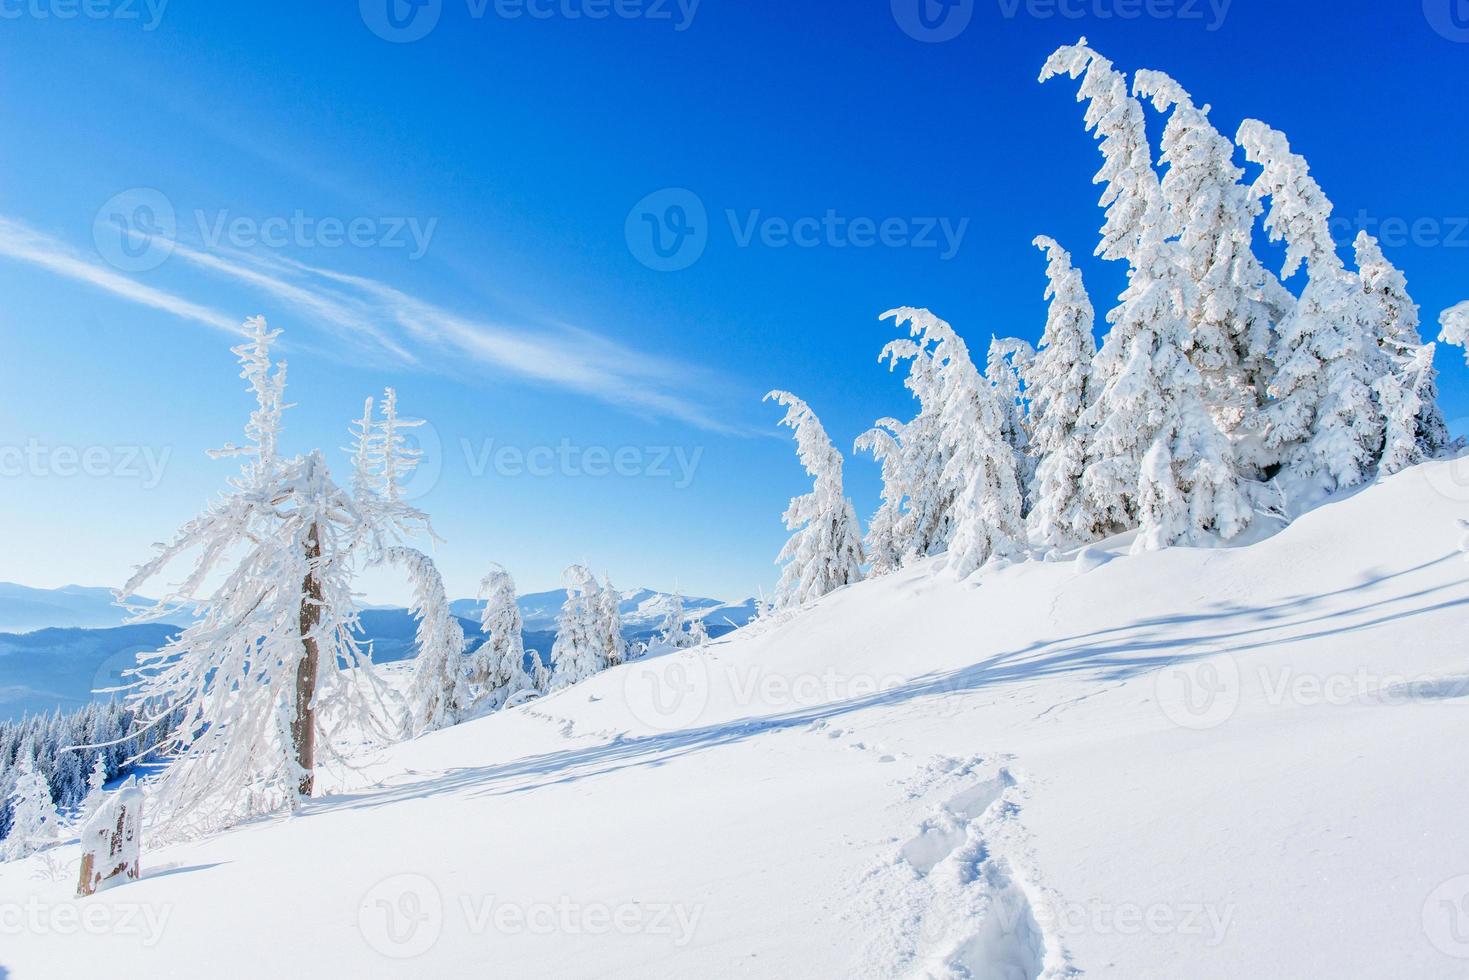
[1,0,1467,603]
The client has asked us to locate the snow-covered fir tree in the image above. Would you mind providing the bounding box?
[875,343,959,563]
[119,319,426,834]
[549,565,606,690]
[1025,236,1103,549]
[986,336,1035,510]
[1132,68,1294,472]
[1354,231,1450,466]
[657,591,694,649]
[1237,120,1384,498]
[469,563,534,712]
[686,616,710,647]
[393,547,470,737]
[1440,301,1469,355]
[1044,40,1253,550]
[853,419,908,576]
[765,390,865,606]
[596,576,627,668]
[80,754,108,823]
[881,309,1026,576]
[1,759,58,861]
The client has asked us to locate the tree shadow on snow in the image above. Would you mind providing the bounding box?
[311,552,1469,815]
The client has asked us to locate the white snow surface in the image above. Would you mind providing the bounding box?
[4,460,1469,978]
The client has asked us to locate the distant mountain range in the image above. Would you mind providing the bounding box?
[0,582,756,722]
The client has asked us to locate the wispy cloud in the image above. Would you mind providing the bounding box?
[0,217,239,335]
[0,216,739,433]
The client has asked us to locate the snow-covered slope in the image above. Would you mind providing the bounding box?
[3,461,1467,978]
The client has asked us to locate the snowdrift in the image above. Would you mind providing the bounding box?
[3,460,1468,978]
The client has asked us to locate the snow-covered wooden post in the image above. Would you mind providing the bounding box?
[77,778,142,897]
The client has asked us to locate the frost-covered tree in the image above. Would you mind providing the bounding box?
[686,616,709,647]
[987,336,1035,509]
[393,547,469,737]
[1025,236,1103,549]
[1044,41,1252,549]
[882,309,1026,575]
[469,564,534,711]
[119,319,424,834]
[657,591,694,649]
[876,344,959,563]
[596,576,627,668]
[1237,120,1383,498]
[1440,301,1469,356]
[853,419,908,576]
[1354,232,1450,463]
[765,390,865,606]
[80,754,108,823]
[549,565,606,690]
[2,759,58,861]
[1132,68,1293,467]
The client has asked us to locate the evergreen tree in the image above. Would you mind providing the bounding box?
[1026,236,1103,549]
[882,309,1026,575]
[549,565,606,690]
[853,419,908,576]
[765,390,865,606]
[597,576,628,668]
[1,759,58,861]
[470,564,535,711]
[394,547,470,737]
[657,592,693,649]
[987,336,1035,510]
[1237,120,1383,499]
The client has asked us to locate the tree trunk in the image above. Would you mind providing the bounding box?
[292,520,322,800]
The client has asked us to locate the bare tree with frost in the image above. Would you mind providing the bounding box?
[1026,236,1103,549]
[119,318,426,835]
[881,309,1025,576]
[1237,120,1383,499]
[765,390,865,606]
[470,563,534,711]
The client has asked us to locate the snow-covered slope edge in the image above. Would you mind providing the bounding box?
[3,460,1468,978]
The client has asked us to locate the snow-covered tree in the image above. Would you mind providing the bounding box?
[79,754,108,823]
[1025,236,1103,549]
[1237,120,1383,498]
[1354,232,1450,463]
[875,343,958,563]
[119,319,424,835]
[1044,41,1252,550]
[1132,69,1294,470]
[1440,301,1469,356]
[657,591,694,649]
[765,390,865,606]
[686,616,710,647]
[596,576,627,668]
[853,419,908,576]
[394,547,470,737]
[987,336,1035,509]
[469,564,534,712]
[2,759,58,861]
[549,565,606,690]
[882,309,1026,575]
